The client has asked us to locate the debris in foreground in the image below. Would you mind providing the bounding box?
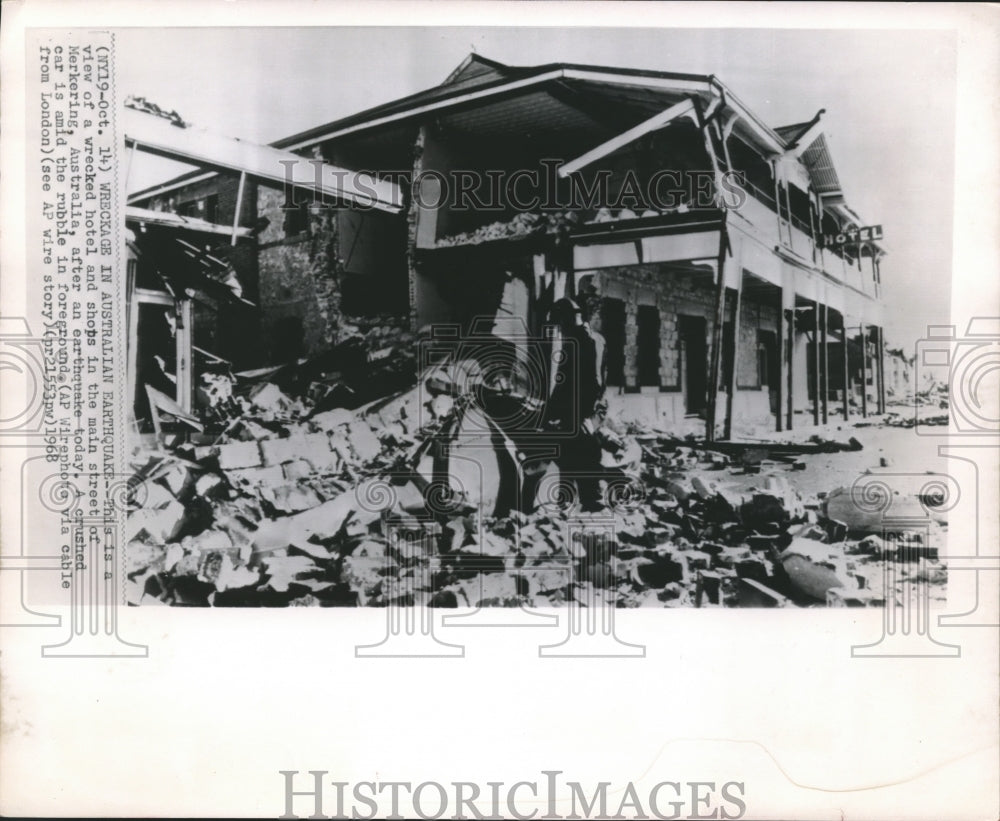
[126,368,948,609]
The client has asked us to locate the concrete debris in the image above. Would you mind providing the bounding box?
[780,538,851,601]
[823,484,932,533]
[215,441,263,470]
[249,382,293,414]
[736,578,791,607]
[128,363,948,609]
[127,499,187,544]
[311,407,355,431]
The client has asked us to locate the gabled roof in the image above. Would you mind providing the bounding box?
[776,108,825,149]
[440,53,511,86]
[776,121,813,144]
[273,55,721,151]
[130,53,877,247]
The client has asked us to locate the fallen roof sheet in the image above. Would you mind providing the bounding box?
[126,205,253,237]
[123,108,403,213]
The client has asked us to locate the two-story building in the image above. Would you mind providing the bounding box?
[129,53,887,439]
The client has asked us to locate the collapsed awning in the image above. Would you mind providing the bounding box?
[126,205,254,238]
[132,234,254,307]
[123,107,403,214]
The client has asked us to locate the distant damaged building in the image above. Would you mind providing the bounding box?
[127,54,887,438]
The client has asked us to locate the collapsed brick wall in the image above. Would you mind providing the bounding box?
[256,184,345,363]
[255,175,411,365]
[135,166,411,367]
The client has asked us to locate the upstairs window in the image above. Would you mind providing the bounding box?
[283,200,310,238]
[176,194,219,223]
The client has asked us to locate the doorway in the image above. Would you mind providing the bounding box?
[600,297,626,388]
[678,315,707,414]
[757,330,780,415]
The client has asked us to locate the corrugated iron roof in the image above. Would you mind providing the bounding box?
[800,133,842,195]
[125,205,253,237]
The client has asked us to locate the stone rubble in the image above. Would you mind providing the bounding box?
[126,373,949,609]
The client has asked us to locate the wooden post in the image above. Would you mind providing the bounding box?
[820,303,829,425]
[808,192,819,263]
[701,96,730,444]
[231,171,247,246]
[175,297,194,414]
[783,176,795,253]
[772,161,785,244]
[124,140,138,190]
[723,271,744,440]
[860,324,869,418]
[812,302,821,426]
[706,226,729,443]
[786,304,795,430]
[776,293,786,433]
[841,317,850,420]
[876,325,886,414]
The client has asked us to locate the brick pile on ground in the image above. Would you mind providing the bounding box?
[126,386,948,608]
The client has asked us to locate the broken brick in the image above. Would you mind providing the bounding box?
[260,483,323,514]
[225,465,285,488]
[736,578,791,607]
[260,432,334,467]
[735,557,770,584]
[345,421,382,462]
[780,537,849,600]
[252,485,380,553]
[695,569,723,606]
[518,564,572,597]
[249,382,291,414]
[127,499,187,544]
[282,460,315,481]
[195,472,224,498]
[311,407,355,432]
[826,588,885,607]
[457,573,524,606]
[215,441,263,470]
[155,461,191,498]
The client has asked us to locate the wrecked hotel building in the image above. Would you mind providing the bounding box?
[127,54,888,437]
[123,56,926,610]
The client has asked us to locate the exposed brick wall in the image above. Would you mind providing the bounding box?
[136,173,253,229]
[736,294,779,388]
[136,140,412,367]
[589,264,718,390]
[130,174,263,368]
[586,262,778,398]
[256,183,345,363]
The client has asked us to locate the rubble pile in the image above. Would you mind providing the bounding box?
[435,211,579,248]
[126,383,948,609]
[881,380,949,428]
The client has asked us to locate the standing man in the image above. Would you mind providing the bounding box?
[544,297,607,511]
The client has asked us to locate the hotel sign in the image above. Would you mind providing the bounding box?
[818,224,883,248]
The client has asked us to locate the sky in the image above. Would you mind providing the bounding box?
[116,26,957,349]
